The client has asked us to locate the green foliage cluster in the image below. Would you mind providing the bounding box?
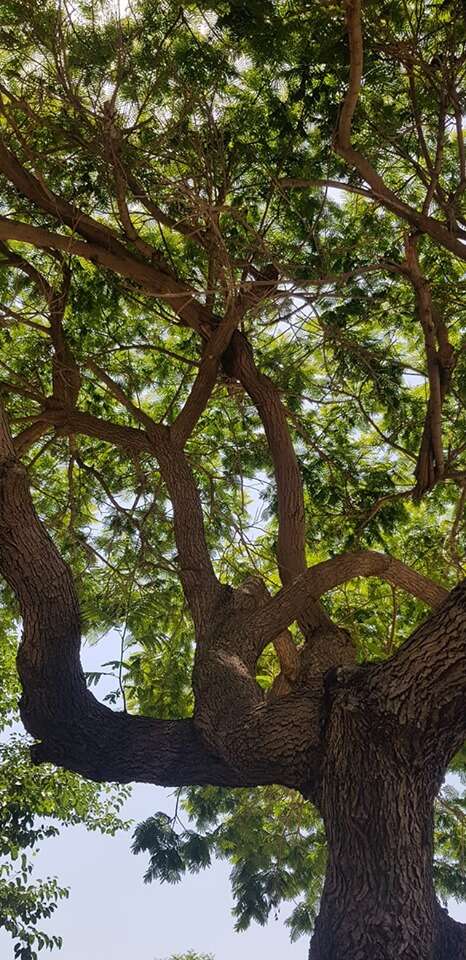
[133,772,465,939]
[161,952,214,960]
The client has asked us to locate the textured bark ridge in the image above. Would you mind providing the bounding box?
[308,666,466,960]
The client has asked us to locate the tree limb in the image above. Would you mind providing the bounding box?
[0,403,321,790]
[0,406,231,784]
[223,331,307,585]
[246,550,448,652]
[401,235,455,496]
[171,304,242,446]
[0,216,209,333]
[335,0,466,262]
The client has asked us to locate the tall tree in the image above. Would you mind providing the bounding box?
[0,0,465,956]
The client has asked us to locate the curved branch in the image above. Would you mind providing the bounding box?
[1,403,322,792]
[401,237,455,497]
[335,1,466,262]
[171,305,242,446]
[223,331,306,586]
[223,331,355,676]
[246,550,448,651]
[13,398,220,630]
[338,0,364,146]
[0,404,269,788]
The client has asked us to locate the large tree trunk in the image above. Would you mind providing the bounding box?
[308,669,466,960]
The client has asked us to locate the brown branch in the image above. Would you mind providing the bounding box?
[0,402,321,791]
[127,173,209,249]
[155,434,222,629]
[223,331,306,586]
[49,268,81,407]
[277,177,374,199]
[334,1,466,262]
[338,0,364,147]
[401,235,455,496]
[222,331,354,678]
[86,360,159,434]
[83,360,222,619]
[0,302,49,335]
[369,576,466,754]
[14,421,53,457]
[0,132,211,330]
[34,403,153,454]
[0,406,263,786]
[171,304,243,446]
[0,216,209,333]
[246,550,448,652]
[422,96,446,216]
[0,239,53,302]
[25,395,220,629]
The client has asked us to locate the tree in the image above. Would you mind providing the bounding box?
[0,0,465,956]
[162,953,214,960]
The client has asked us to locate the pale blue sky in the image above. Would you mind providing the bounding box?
[1,777,464,960]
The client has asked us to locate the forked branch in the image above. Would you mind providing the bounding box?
[401,236,455,497]
[0,402,273,788]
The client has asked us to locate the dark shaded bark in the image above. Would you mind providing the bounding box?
[309,667,466,960]
[434,905,466,959]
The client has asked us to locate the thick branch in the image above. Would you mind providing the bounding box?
[0,217,208,333]
[171,305,242,446]
[0,404,273,788]
[155,434,222,630]
[223,332,356,679]
[246,550,448,652]
[401,237,455,496]
[369,577,466,758]
[1,403,322,791]
[223,331,306,585]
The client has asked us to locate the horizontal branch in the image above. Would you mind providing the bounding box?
[277,177,374,199]
[31,712,272,789]
[0,404,268,788]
